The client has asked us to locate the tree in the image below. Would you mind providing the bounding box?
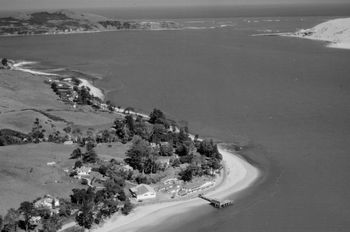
[143,157,160,174]
[74,160,83,169]
[197,140,222,170]
[117,190,127,201]
[82,149,98,163]
[75,203,94,229]
[179,153,194,164]
[113,119,132,142]
[106,100,115,112]
[85,141,95,152]
[149,109,169,128]
[70,188,95,206]
[76,86,92,105]
[151,124,168,143]
[0,215,3,232]
[3,208,19,232]
[58,199,72,217]
[171,158,181,167]
[125,136,152,173]
[133,120,151,140]
[104,179,123,196]
[159,143,173,156]
[63,126,72,134]
[29,118,45,142]
[175,143,190,157]
[51,82,58,92]
[125,115,135,133]
[197,139,216,157]
[42,214,62,232]
[179,166,194,182]
[18,202,35,232]
[1,58,8,66]
[178,127,190,143]
[121,199,133,215]
[70,148,82,159]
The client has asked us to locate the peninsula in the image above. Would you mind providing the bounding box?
[253,17,350,50]
[0,61,260,232]
[289,18,350,49]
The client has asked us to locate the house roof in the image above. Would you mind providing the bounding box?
[130,184,155,195]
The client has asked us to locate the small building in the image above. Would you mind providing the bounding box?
[122,164,133,172]
[130,184,156,201]
[63,140,74,145]
[157,157,171,168]
[34,195,60,209]
[75,166,92,177]
[29,216,41,225]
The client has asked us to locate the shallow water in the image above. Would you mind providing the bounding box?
[1,15,350,232]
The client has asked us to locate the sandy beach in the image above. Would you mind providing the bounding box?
[94,145,260,232]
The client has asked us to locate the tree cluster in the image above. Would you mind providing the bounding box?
[124,136,161,174]
[71,182,133,229]
[70,143,98,164]
[0,200,64,232]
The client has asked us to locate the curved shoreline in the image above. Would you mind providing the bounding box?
[94,145,260,232]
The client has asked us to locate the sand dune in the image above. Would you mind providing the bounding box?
[293,18,350,49]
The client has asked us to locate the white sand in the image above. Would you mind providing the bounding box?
[12,61,59,76]
[78,78,104,100]
[291,18,350,50]
[94,145,260,232]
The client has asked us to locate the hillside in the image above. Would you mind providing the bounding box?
[294,18,350,49]
[0,69,127,214]
[0,10,180,36]
[0,70,116,134]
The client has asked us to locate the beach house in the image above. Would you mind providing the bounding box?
[129,184,156,201]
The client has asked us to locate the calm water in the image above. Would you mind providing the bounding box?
[1,10,350,232]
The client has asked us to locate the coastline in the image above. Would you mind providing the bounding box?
[93,145,260,232]
[9,61,261,232]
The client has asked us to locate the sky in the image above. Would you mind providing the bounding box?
[1,0,349,11]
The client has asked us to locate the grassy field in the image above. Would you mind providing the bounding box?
[95,142,130,161]
[0,70,118,134]
[0,70,125,215]
[0,143,78,215]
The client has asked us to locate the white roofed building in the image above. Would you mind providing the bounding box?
[130,184,156,201]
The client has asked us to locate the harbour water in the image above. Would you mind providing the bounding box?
[1,5,350,232]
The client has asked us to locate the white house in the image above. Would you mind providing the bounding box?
[130,184,156,201]
[75,166,92,177]
[34,195,60,209]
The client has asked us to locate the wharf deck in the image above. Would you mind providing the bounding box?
[198,194,233,208]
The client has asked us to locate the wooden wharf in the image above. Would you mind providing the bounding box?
[198,194,233,208]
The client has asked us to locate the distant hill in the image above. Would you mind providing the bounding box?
[0,10,180,36]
